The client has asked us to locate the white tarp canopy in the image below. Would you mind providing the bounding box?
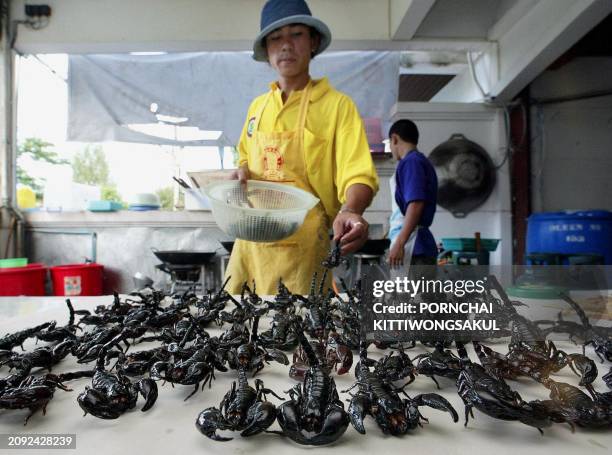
[67,51,400,146]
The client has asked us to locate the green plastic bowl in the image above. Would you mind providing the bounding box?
[0,257,28,268]
[506,283,568,300]
[441,238,500,252]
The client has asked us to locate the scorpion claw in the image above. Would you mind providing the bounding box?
[265,349,289,366]
[136,378,158,412]
[335,349,353,376]
[413,393,459,423]
[240,401,277,437]
[195,408,233,442]
[315,404,350,444]
[347,395,370,434]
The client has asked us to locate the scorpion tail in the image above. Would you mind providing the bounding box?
[219,275,231,292]
[66,299,76,327]
[413,393,459,423]
[293,324,319,367]
[488,275,517,315]
[277,401,349,446]
[456,342,470,366]
[318,269,328,295]
[77,388,122,420]
[309,272,317,296]
[251,315,261,343]
[559,293,592,330]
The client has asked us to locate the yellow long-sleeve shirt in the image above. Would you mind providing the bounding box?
[238,77,379,219]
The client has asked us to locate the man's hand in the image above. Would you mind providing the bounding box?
[229,164,250,189]
[332,212,369,255]
[388,237,407,269]
[332,183,374,255]
[387,200,425,268]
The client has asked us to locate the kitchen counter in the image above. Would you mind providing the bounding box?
[0,296,610,455]
[24,209,391,230]
[22,211,390,294]
[24,210,220,228]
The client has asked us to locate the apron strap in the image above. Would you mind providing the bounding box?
[254,91,272,132]
[254,81,313,134]
[296,82,312,131]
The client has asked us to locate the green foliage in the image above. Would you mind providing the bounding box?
[155,186,174,210]
[16,138,69,195]
[17,139,127,207]
[72,145,110,186]
[101,184,126,206]
[18,138,68,165]
[72,145,126,206]
[16,167,41,193]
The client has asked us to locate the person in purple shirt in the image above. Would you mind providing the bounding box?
[387,119,438,269]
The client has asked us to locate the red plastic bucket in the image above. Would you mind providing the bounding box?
[50,263,104,296]
[0,263,47,296]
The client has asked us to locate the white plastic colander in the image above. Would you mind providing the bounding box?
[204,180,319,242]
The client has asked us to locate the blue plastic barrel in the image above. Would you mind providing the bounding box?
[526,210,612,264]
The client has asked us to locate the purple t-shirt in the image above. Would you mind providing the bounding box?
[394,150,438,257]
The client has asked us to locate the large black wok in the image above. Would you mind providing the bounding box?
[220,241,235,254]
[151,248,216,265]
[356,239,391,255]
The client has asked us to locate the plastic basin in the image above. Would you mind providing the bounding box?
[0,257,28,268]
[0,263,47,296]
[50,263,104,296]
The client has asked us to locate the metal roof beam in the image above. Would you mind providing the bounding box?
[433,0,612,102]
[390,0,436,40]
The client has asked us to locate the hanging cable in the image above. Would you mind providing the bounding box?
[491,101,527,170]
[467,51,490,101]
[28,54,67,83]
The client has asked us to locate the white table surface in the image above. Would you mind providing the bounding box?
[0,296,610,455]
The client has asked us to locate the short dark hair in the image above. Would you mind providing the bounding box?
[309,27,321,58]
[389,119,419,145]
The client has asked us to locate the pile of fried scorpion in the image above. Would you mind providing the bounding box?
[1,246,611,445]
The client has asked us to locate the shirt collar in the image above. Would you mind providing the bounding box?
[268,77,330,103]
[399,149,419,163]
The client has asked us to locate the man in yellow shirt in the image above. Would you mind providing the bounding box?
[226,0,379,294]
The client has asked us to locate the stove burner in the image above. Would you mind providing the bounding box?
[156,263,201,281]
[155,263,211,294]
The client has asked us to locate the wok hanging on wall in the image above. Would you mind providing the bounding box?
[429,133,496,218]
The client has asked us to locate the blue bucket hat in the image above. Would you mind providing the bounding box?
[253,0,332,62]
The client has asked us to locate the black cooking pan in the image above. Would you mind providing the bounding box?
[220,241,235,254]
[356,239,391,255]
[151,248,216,265]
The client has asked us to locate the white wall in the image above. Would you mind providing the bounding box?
[389,102,511,264]
[9,0,398,54]
[530,57,612,212]
[363,158,396,240]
